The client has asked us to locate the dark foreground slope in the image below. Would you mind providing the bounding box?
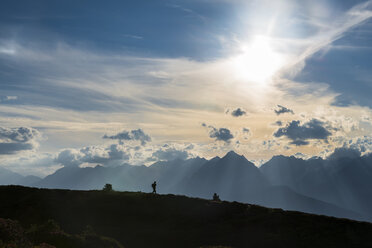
[1,186,372,248]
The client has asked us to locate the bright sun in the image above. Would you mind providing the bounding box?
[231,36,285,84]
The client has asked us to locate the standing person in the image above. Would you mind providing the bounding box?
[152,181,157,194]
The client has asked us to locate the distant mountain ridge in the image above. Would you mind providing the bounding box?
[1,151,372,222]
[0,167,41,186]
[261,153,372,221]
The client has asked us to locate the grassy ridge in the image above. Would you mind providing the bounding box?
[1,186,372,248]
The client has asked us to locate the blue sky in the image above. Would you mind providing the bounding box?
[1,0,372,176]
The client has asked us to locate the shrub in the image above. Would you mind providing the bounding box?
[102,184,113,192]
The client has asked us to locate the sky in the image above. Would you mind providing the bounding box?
[1,0,372,176]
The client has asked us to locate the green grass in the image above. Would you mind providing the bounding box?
[1,186,372,248]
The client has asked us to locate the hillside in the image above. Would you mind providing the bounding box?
[1,186,372,248]
[25,151,370,222]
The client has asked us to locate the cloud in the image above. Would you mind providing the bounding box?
[274,119,332,146]
[262,139,281,150]
[242,127,250,133]
[55,144,130,167]
[123,34,143,40]
[274,121,283,126]
[0,96,17,102]
[327,147,361,160]
[203,124,234,143]
[274,105,294,115]
[283,0,372,77]
[230,108,246,117]
[151,146,190,161]
[0,152,58,177]
[0,127,41,154]
[103,129,151,145]
[55,149,82,167]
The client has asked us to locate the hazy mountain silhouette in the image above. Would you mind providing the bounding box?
[26,151,368,221]
[260,153,372,220]
[177,151,269,200]
[0,167,41,186]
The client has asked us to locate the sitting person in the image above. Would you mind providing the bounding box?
[213,193,220,201]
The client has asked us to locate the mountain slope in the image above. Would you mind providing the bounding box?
[0,167,41,186]
[260,154,372,220]
[177,151,269,200]
[1,186,372,248]
[0,167,24,185]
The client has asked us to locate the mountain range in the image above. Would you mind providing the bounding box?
[0,167,41,186]
[1,150,372,222]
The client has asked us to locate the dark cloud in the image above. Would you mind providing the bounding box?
[103,128,151,145]
[0,127,38,143]
[0,143,34,155]
[230,108,246,117]
[327,147,361,160]
[242,128,250,133]
[0,127,40,154]
[274,105,294,115]
[274,119,332,146]
[151,147,190,161]
[274,121,283,126]
[206,125,234,143]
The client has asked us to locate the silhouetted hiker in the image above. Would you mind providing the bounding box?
[152,181,157,194]
[213,193,220,201]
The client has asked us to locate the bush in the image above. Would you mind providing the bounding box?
[102,184,113,192]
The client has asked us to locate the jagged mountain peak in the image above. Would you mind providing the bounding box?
[221,151,246,161]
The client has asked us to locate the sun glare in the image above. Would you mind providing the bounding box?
[231,36,285,84]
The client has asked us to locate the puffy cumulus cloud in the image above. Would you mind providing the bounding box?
[55,149,82,167]
[0,127,41,154]
[329,136,372,156]
[55,144,130,167]
[54,141,198,168]
[202,124,234,143]
[0,127,39,143]
[274,105,294,115]
[350,136,372,153]
[150,146,191,161]
[0,141,198,175]
[229,108,246,117]
[274,119,332,146]
[103,129,151,145]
